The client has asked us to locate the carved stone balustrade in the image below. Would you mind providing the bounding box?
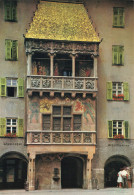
[26,131,96,145]
[27,76,98,93]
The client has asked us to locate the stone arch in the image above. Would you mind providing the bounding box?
[0,151,28,189]
[61,156,83,188]
[104,155,131,187]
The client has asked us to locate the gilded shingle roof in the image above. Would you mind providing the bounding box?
[25,1,100,42]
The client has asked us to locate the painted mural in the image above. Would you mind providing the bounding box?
[29,101,40,123]
[28,96,95,130]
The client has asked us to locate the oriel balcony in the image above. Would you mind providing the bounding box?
[26,53,98,95]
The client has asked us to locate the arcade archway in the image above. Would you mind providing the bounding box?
[61,156,83,188]
[104,155,131,187]
[0,152,28,189]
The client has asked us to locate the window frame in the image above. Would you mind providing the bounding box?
[112,45,124,66]
[5,40,18,61]
[113,7,124,28]
[112,82,123,98]
[4,1,17,22]
[6,118,17,134]
[42,105,82,131]
[113,120,123,136]
[6,78,17,97]
[107,81,129,101]
[108,120,129,139]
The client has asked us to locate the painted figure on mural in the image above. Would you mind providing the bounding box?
[37,61,43,75]
[54,63,59,76]
[29,102,39,123]
[32,61,37,75]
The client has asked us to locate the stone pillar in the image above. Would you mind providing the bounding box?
[27,53,32,75]
[71,54,76,77]
[49,53,55,76]
[93,55,98,78]
[28,153,36,191]
[86,156,92,189]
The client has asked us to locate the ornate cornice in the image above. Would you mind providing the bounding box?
[25,39,99,55]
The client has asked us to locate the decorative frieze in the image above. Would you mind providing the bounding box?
[27,131,96,145]
[25,40,99,55]
[28,76,97,92]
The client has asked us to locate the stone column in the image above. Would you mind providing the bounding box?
[70,54,77,77]
[93,55,98,78]
[49,53,55,76]
[87,156,92,189]
[27,53,32,75]
[28,153,36,191]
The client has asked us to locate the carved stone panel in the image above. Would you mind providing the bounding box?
[32,133,40,143]
[86,80,94,90]
[42,133,51,143]
[31,77,40,88]
[63,133,71,143]
[53,133,61,143]
[42,79,51,88]
[64,79,73,89]
[75,80,84,89]
[83,133,92,143]
[73,133,81,143]
[53,79,62,89]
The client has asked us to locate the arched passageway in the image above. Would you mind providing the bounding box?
[104,155,131,187]
[0,152,28,189]
[61,156,83,188]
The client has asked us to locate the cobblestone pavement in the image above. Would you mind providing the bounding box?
[0,188,134,195]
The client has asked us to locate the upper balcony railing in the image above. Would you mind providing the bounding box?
[27,76,98,92]
[26,131,96,145]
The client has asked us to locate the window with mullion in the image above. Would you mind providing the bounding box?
[112,82,123,96]
[112,45,124,65]
[5,1,17,22]
[6,118,17,134]
[113,7,124,28]
[113,121,123,136]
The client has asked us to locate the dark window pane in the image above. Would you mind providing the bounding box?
[53,117,61,130]
[53,106,61,115]
[74,115,81,131]
[63,106,71,115]
[63,117,71,131]
[43,115,51,130]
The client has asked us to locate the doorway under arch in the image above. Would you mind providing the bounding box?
[61,156,83,188]
[0,152,28,189]
[104,155,131,187]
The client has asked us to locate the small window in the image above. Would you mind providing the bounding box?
[42,115,51,130]
[4,1,17,22]
[0,78,24,98]
[73,115,82,131]
[53,117,61,131]
[107,82,129,101]
[5,40,18,61]
[63,117,71,131]
[113,7,124,28]
[53,106,61,115]
[112,45,124,65]
[6,118,17,134]
[6,79,17,97]
[108,120,129,139]
[113,121,123,136]
[63,106,71,115]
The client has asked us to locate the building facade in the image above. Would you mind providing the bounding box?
[0,0,134,190]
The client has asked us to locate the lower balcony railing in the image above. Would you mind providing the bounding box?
[26,131,96,145]
[27,76,97,92]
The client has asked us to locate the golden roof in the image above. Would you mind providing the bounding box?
[25,1,100,42]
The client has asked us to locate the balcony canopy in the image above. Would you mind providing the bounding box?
[25,1,100,42]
